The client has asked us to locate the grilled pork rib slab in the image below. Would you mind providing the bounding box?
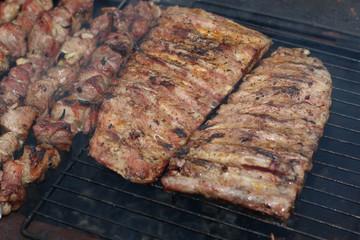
[89,6,272,183]
[161,47,332,220]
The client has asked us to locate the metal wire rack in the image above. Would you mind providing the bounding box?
[21,0,360,239]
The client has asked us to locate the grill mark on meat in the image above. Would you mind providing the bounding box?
[172,128,187,138]
[58,109,66,120]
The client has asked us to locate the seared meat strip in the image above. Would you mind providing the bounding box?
[0,144,60,216]
[89,6,271,183]
[35,1,161,151]
[161,47,332,220]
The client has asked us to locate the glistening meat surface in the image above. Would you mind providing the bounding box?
[89,6,272,183]
[161,47,332,220]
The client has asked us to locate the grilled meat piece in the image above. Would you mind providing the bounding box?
[33,117,72,151]
[0,106,38,145]
[0,132,21,163]
[89,6,272,183]
[0,144,60,216]
[0,1,22,24]
[161,47,332,220]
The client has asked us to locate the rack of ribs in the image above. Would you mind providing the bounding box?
[161,47,332,220]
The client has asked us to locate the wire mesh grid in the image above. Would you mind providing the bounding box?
[21,0,360,239]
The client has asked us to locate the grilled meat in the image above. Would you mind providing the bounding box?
[0,144,60,216]
[0,0,53,75]
[161,47,332,220]
[0,106,38,145]
[0,0,93,107]
[0,132,21,163]
[36,1,161,151]
[89,6,272,183]
[0,0,22,24]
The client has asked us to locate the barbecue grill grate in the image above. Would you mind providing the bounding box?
[21,0,360,239]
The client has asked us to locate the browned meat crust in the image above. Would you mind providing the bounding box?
[89,6,272,183]
[161,47,332,220]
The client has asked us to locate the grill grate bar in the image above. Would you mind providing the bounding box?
[308,172,360,189]
[298,199,360,220]
[333,86,360,96]
[331,98,360,108]
[322,135,360,148]
[332,75,360,85]
[47,186,216,240]
[58,172,269,239]
[318,148,360,162]
[156,184,328,240]
[32,211,114,240]
[193,0,360,40]
[75,158,333,240]
[328,112,360,122]
[304,186,360,205]
[313,160,360,175]
[267,38,360,67]
[293,213,360,236]
[328,111,359,122]
[325,122,360,134]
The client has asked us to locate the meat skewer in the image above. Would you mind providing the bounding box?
[0,0,94,160]
[0,0,93,108]
[33,1,161,151]
[0,0,53,75]
[0,0,94,217]
[161,47,332,220]
[89,6,272,183]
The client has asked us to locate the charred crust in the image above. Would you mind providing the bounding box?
[58,52,66,61]
[76,86,82,93]
[174,149,189,157]
[210,133,225,139]
[198,124,213,130]
[129,129,141,140]
[104,92,115,99]
[172,128,187,138]
[157,139,173,150]
[58,109,66,120]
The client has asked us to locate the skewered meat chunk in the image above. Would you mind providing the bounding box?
[0,132,21,163]
[89,6,272,183]
[33,117,72,151]
[161,47,332,220]
[0,144,60,216]
[0,106,38,145]
[0,1,22,24]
